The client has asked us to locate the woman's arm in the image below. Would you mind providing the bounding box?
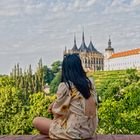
[51,82,70,119]
[48,102,54,113]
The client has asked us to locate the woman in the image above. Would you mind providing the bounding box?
[33,54,98,139]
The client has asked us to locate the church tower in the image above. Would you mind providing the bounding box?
[105,36,114,59]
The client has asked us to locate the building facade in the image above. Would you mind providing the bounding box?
[104,38,140,71]
[64,32,140,71]
[64,32,104,72]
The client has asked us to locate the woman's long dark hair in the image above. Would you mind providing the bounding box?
[61,54,92,99]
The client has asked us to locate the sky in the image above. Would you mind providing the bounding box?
[0,0,140,74]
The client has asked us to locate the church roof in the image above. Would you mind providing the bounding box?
[69,31,102,54]
[79,42,88,52]
[88,41,98,52]
[79,31,88,52]
[72,45,78,51]
[109,48,140,59]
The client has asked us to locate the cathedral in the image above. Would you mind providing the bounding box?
[64,32,104,72]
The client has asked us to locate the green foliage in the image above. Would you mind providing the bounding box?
[0,84,25,134]
[95,69,140,134]
[0,59,61,134]
[1,63,140,135]
[10,60,62,96]
[49,71,61,93]
[43,65,54,85]
[0,76,56,134]
[51,61,61,74]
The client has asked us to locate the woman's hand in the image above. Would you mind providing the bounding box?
[48,102,63,118]
[48,102,54,113]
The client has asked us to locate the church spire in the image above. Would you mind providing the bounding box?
[65,46,67,52]
[108,35,111,48]
[74,35,76,46]
[72,35,78,51]
[82,28,85,43]
[79,29,88,52]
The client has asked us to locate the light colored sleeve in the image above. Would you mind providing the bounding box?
[52,82,71,116]
[89,77,98,106]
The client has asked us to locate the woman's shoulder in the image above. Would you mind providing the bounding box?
[58,82,68,88]
[57,82,69,94]
[88,77,94,84]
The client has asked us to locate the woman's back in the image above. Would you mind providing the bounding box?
[49,81,98,139]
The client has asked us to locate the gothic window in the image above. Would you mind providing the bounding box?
[88,59,90,64]
[99,58,101,64]
[96,58,98,64]
[102,59,103,64]
[85,58,87,63]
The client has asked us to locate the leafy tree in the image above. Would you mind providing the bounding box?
[50,71,61,93]
[97,69,140,134]
[0,76,56,134]
[51,61,61,74]
[43,65,54,85]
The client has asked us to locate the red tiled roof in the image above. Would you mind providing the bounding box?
[109,48,140,59]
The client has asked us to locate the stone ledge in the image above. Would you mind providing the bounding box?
[0,135,140,140]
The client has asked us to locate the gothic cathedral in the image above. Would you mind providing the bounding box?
[64,32,104,72]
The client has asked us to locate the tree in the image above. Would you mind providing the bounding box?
[0,76,56,134]
[97,69,140,134]
[50,71,61,93]
[43,65,54,85]
[51,61,61,74]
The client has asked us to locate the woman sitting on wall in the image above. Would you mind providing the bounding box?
[33,54,98,139]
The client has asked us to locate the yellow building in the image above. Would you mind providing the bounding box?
[64,32,104,72]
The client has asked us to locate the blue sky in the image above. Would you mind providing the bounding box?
[0,0,140,74]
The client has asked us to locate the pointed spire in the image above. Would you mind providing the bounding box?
[82,27,85,43]
[74,35,76,46]
[108,35,111,48]
[65,46,67,52]
[72,35,78,51]
[105,35,114,52]
[79,29,88,52]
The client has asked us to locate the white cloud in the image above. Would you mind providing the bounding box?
[0,2,22,16]
[103,0,140,14]
[131,0,140,6]
[49,0,97,13]
[104,0,131,14]
[49,1,67,12]
[24,3,46,15]
[0,0,47,16]
[86,0,96,7]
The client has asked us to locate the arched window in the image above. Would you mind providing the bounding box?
[96,58,98,64]
[88,59,90,64]
[85,58,87,63]
[94,58,95,64]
